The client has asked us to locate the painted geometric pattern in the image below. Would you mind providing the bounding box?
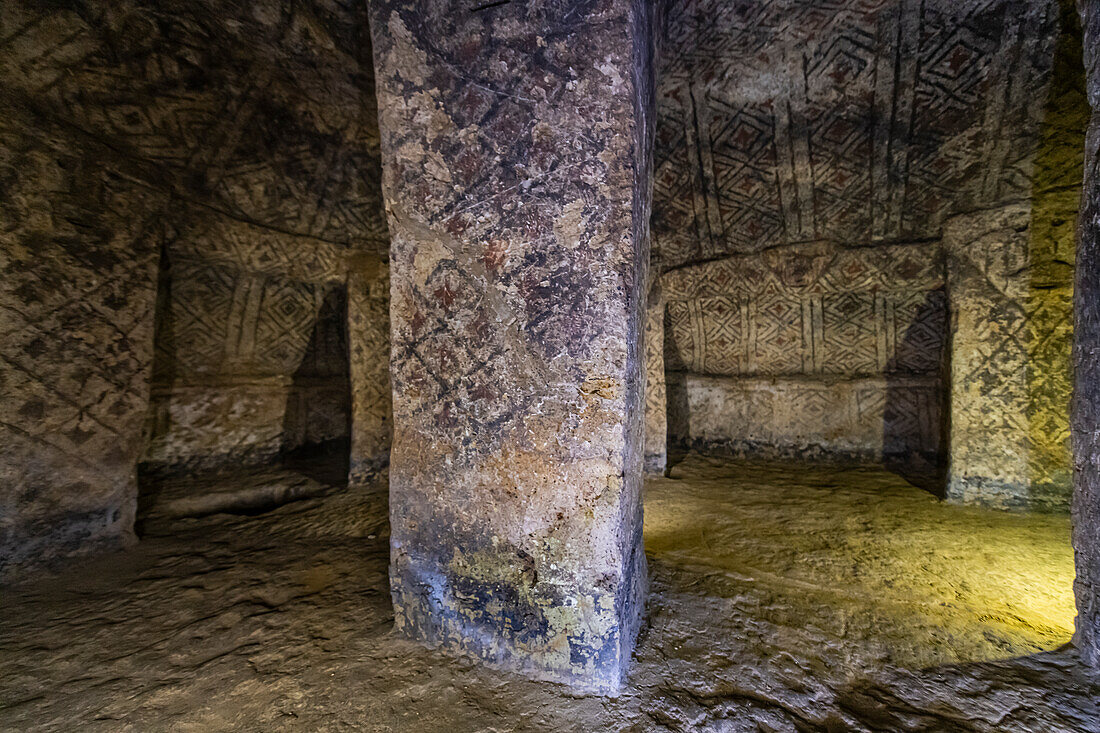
[671,374,942,458]
[855,382,942,455]
[158,245,344,389]
[174,220,348,285]
[697,296,744,374]
[162,259,238,377]
[253,278,324,376]
[939,206,1071,505]
[348,266,392,479]
[752,289,806,376]
[1026,287,1072,492]
[2,0,391,435]
[349,274,391,408]
[1,233,159,474]
[0,132,161,557]
[295,287,352,380]
[821,292,879,375]
[0,1,387,254]
[662,241,947,379]
[890,290,948,374]
[668,288,945,379]
[662,241,944,301]
[653,0,1057,270]
[644,298,668,467]
[882,386,942,455]
[664,300,695,372]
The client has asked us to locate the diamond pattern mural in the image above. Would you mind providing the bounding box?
[653,0,1057,270]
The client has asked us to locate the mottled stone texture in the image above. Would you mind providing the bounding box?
[1027,0,1089,502]
[1,0,390,577]
[146,229,354,471]
[643,0,1065,484]
[641,0,1083,505]
[1073,0,1100,670]
[0,138,159,579]
[371,0,653,692]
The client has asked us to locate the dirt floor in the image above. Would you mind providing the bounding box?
[1,454,1097,731]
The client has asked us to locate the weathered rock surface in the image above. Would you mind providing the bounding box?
[659,241,946,475]
[0,105,160,581]
[0,458,1095,731]
[644,281,668,474]
[139,466,333,521]
[147,236,355,472]
[1073,0,1100,670]
[370,0,655,691]
[945,206,1040,509]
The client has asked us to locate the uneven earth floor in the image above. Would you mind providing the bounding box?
[1,454,1097,731]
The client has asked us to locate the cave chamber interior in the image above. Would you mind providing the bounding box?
[1,0,1098,730]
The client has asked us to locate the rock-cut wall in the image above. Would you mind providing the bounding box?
[646,0,1083,509]
[145,231,355,471]
[660,241,946,469]
[0,0,391,580]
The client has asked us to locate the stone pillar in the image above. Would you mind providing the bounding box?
[369,0,653,692]
[348,253,392,486]
[944,204,1034,508]
[1073,0,1100,669]
[644,283,667,473]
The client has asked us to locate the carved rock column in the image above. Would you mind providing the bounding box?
[348,253,392,486]
[369,0,654,692]
[944,204,1034,508]
[1073,0,1100,669]
[644,282,667,474]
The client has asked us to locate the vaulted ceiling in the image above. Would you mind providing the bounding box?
[652,0,1060,271]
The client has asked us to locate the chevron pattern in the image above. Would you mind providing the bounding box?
[2,1,387,254]
[822,292,879,375]
[653,0,1057,271]
[663,241,947,379]
[161,259,238,376]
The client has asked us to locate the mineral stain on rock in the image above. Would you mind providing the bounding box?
[371,0,655,691]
